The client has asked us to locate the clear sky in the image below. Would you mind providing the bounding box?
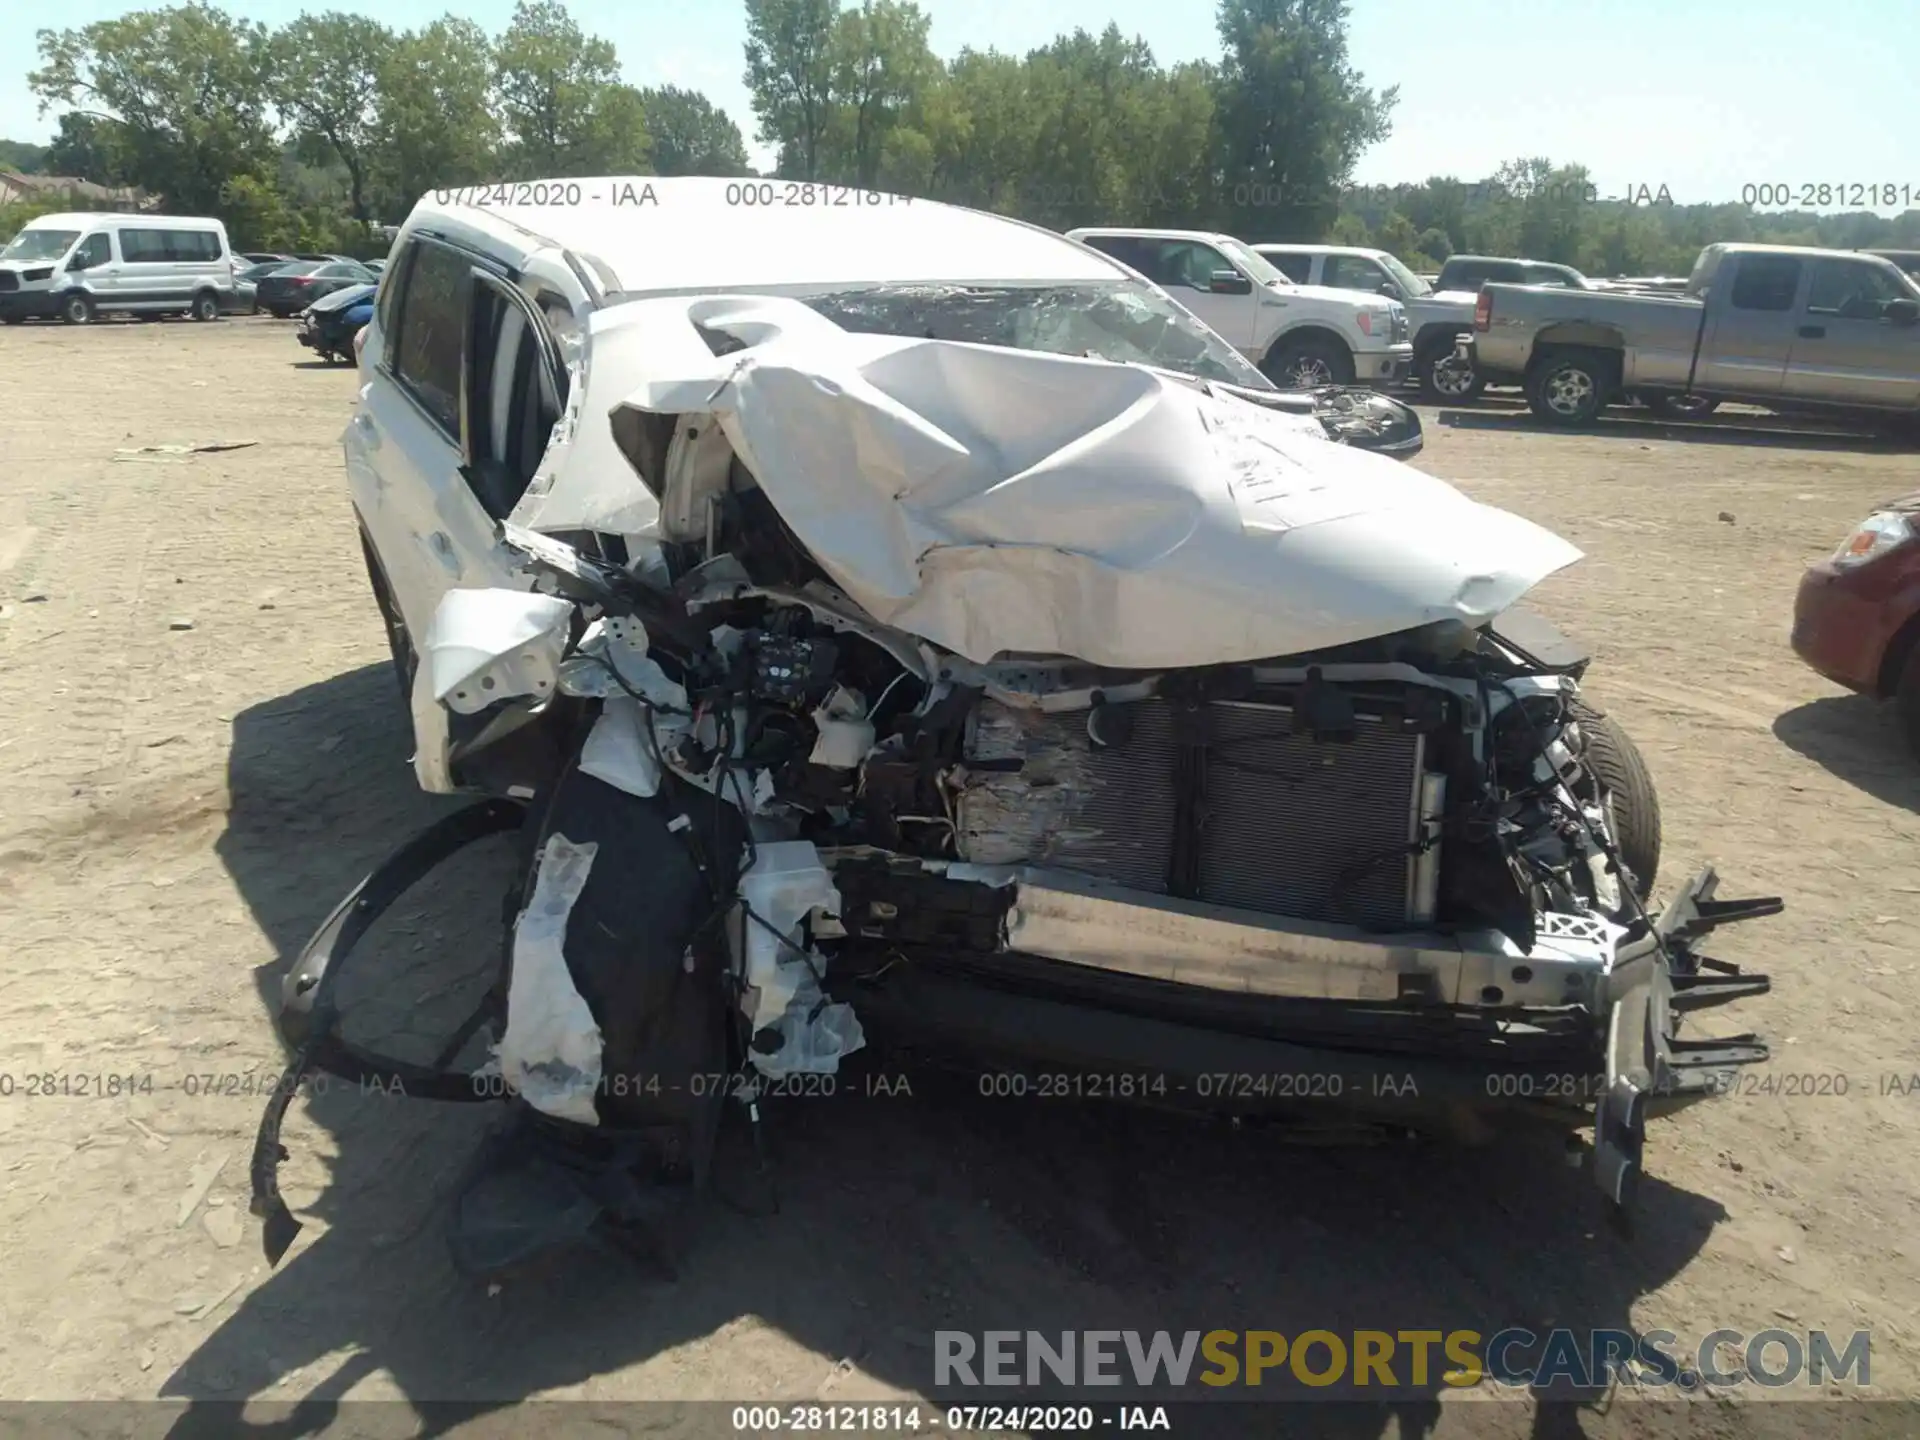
[5,0,1913,213]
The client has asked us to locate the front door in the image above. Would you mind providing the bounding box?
[1142,238,1256,351]
[1783,258,1920,409]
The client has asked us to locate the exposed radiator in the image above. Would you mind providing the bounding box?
[958,697,1428,931]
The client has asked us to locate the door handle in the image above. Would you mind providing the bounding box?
[1798,325,1825,339]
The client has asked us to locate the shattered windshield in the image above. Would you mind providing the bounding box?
[801,280,1275,391]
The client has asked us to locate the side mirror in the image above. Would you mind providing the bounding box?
[1377,281,1402,299]
[1886,297,1920,325]
[65,256,87,272]
[1208,269,1253,295]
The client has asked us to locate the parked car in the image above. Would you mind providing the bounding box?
[363,257,387,275]
[1068,227,1413,388]
[239,251,292,266]
[225,254,259,313]
[1467,243,1920,427]
[0,211,236,324]
[295,281,376,363]
[244,177,1778,1276]
[1436,255,1596,293]
[1253,243,1487,401]
[1792,494,1920,756]
[1864,249,1920,279]
[256,259,378,318]
[292,252,353,263]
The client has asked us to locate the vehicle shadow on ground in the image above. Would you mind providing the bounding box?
[1773,695,1920,811]
[1435,407,1907,453]
[177,662,1735,1439]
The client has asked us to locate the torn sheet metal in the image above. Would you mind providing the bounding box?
[422,588,574,713]
[496,835,604,1124]
[557,615,687,707]
[524,292,1581,667]
[733,840,864,1075]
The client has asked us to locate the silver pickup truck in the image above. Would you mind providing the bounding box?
[1465,243,1920,427]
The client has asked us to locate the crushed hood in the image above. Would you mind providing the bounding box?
[515,294,1580,668]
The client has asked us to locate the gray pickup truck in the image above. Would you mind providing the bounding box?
[1466,243,1920,427]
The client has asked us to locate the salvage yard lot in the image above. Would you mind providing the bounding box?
[3,317,1919,1434]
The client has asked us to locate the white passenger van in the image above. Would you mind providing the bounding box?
[0,212,236,324]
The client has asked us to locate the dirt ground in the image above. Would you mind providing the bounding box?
[2,316,1919,1439]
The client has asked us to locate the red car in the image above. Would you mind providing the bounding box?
[1791,492,1920,755]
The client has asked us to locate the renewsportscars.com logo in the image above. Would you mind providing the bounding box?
[934,1328,1871,1392]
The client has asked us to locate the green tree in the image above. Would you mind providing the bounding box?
[1372,209,1420,262]
[268,12,393,224]
[637,85,752,175]
[492,0,650,179]
[824,1,937,188]
[29,3,278,213]
[0,140,50,173]
[1212,0,1396,241]
[369,17,501,216]
[1413,225,1452,264]
[744,0,839,180]
[41,113,129,184]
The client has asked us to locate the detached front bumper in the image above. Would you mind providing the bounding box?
[250,789,1776,1262]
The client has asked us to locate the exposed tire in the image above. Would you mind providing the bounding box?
[1643,392,1719,420]
[191,290,220,322]
[1263,335,1355,389]
[1896,645,1920,763]
[1570,695,1661,901]
[1526,348,1613,426]
[359,524,417,708]
[59,292,94,325]
[1417,342,1485,403]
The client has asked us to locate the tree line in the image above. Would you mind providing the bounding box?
[10,0,1918,270]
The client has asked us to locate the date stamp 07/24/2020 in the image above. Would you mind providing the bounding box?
[431,180,914,211]
[9,1064,1920,1106]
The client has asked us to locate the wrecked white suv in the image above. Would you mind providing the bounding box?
[252,179,1777,1274]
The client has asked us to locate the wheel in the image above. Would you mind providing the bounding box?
[59,292,94,325]
[1418,343,1485,403]
[1569,695,1661,901]
[359,524,417,707]
[1262,335,1355,389]
[1643,392,1719,420]
[191,290,219,322]
[1896,645,1920,762]
[1526,349,1612,426]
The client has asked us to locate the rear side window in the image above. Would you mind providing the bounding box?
[115,228,220,262]
[1264,252,1314,283]
[118,229,166,262]
[1080,234,1153,276]
[1729,256,1802,312]
[391,241,469,437]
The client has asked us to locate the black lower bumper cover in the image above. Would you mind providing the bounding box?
[248,805,1777,1264]
[249,799,527,1265]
